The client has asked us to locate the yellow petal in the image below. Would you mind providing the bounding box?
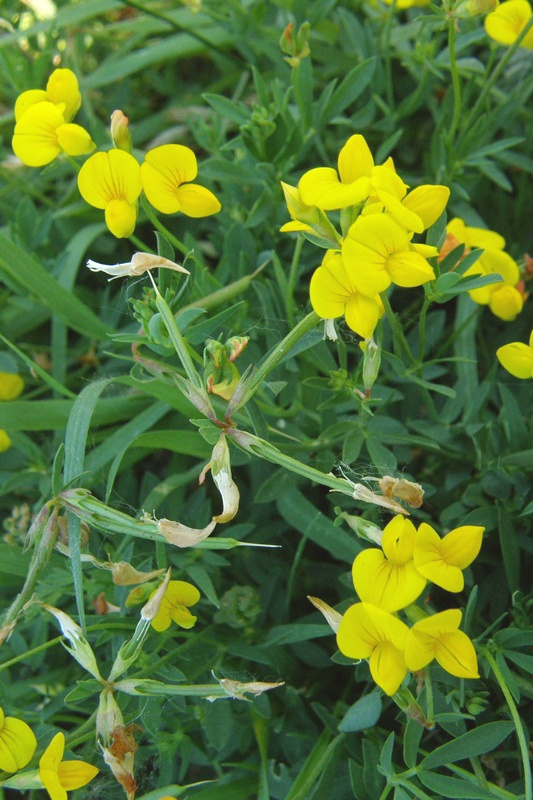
[56,123,95,157]
[0,431,11,452]
[489,286,524,321]
[46,68,82,122]
[0,716,37,772]
[369,640,408,695]
[370,165,408,200]
[414,523,464,592]
[175,184,221,217]
[352,549,426,612]
[381,515,417,565]
[435,630,479,678]
[344,292,381,338]
[405,628,436,671]
[150,607,172,632]
[497,342,533,378]
[165,580,201,607]
[12,101,64,167]
[401,185,450,230]
[485,0,533,47]
[309,255,352,319]
[105,199,137,239]
[386,250,435,287]
[337,134,374,184]
[78,149,142,209]
[440,526,484,568]
[280,220,311,232]
[14,89,48,122]
[299,167,371,210]
[0,372,24,401]
[57,759,99,790]
[41,770,68,800]
[169,607,198,629]
[40,732,65,772]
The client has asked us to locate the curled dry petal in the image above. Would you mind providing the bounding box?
[308,595,343,633]
[87,251,190,280]
[157,517,217,547]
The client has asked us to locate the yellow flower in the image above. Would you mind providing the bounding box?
[309,250,384,338]
[0,705,37,772]
[413,522,484,592]
[497,329,533,378]
[446,218,525,321]
[141,144,221,217]
[351,516,427,612]
[485,0,533,48]
[0,371,24,401]
[405,609,479,679]
[77,149,142,238]
[149,580,201,632]
[0,431,12,452]
[298,134,373,210]
[342,214,437,294]
[12,101,95,168]
[364,169,450,234]
[14,68,82,123]
[39,732,98,800]
[337,602,409,695]
[279,182,313,232]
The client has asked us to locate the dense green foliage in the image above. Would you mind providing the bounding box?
[0,1,532,799]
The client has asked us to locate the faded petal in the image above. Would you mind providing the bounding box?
[496,341,533,378]
[157,517,217,547]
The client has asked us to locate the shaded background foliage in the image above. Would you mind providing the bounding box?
[0,0,532,798]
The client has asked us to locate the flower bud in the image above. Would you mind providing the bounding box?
[361,336,381,393]
[110,110,133,153]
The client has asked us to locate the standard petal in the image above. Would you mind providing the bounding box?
[57,760,99,790]
[496,342,533,378]
[56,123,95,157]
[141,161,181,213]
[386,250,435,287]
[402,185,450,230]
[381,515,417,565]
[0,717,37,771]
[485,0,533,47]
[435,630,479,678]
[175,184,221,217]
[353,549,426,612]
[440,526,484,568]
[144,143,198,184]
[369,641,408,695]
[105,199,137,239]
[78,150,142,208]
[337,134,374,184]
[46,68,81,122]
[40,732,65,772]
[165,580,201,607]
[14,89,48,122]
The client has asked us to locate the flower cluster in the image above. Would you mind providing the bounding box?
[0,370,24,453]
[444,218,526,321]
[0,707,97,800]
[281,134,449,338]
[485,0,533,48]
[336,515,484,695]
[497,329,533,378]
[12,69,95,167]
[11,69,221,239]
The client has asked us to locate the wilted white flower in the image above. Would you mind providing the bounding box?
[87,251,189,280]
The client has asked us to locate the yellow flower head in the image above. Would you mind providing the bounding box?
[12,101,95,168]
[309,250,384,338]
[0,705,37,773]
[405,609,479,679]
[0,371,24,401]
[298,134,373,210]
[39,732,98,800]
[413,522,484,592]
[342,214,437,294]
[351,515,427,612]
[149,579,201,632]
[485,0,533,48]
[141,144,221,217]
[497,330,533,378]
[337,602,409,695]
[14,68,82,123]
[0,430,12,452]
[78,149,142,238]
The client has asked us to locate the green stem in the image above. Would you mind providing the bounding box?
[286,236,304,327]
[153,284,204,390]
[424,669,434,722]
[180,261,268,312]
[383,0,398,112]
[141,196,188,255]
[465,17,533,128]
[232,311,320,411]
[482,648,532,800]
[418,297,431,362]
[446,17,462,146]
[128,232,155,253]
[380,292,417,367]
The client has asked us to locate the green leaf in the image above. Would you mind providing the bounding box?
[420,722,515,770]
[203,93,250,125]
[418,770,498,798]
[0,234,111,340]
[338,691,382,733]
[319,58,376,124]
